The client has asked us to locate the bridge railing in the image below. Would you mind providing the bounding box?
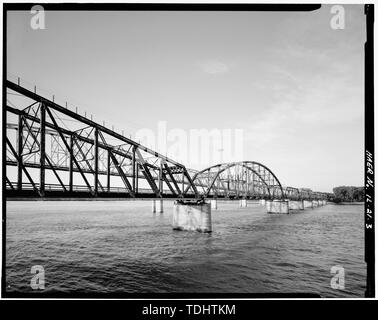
[6,182,181,196]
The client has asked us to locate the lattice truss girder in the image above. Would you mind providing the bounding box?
[5,80,198,197]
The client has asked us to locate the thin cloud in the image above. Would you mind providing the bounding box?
[200,60,230,74]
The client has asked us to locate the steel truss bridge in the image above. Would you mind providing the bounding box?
[5,80,331,201]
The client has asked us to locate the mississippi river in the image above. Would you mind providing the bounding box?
[5,200,365,297]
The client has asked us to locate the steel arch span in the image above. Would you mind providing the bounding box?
[185,161,285,199]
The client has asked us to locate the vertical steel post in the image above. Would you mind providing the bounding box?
[132,146,136,192]
[17,114,23,190]
[107,150,111,192]
[216,175,219,198]
[94,128,99,196]
[39,104,46,195]
[237,166,240,197]
[159,161,163,195]
[69,135,74,192]
[182,172,185,194]
[251,172,255,198]
[245,171,248,197]
[135,164,139,193]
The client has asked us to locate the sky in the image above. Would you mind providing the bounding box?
[6,5,366,192]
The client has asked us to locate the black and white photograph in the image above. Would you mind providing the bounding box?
[1,1,375,303]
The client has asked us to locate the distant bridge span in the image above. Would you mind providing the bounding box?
[5,79,330,201]
[187,161,284,199]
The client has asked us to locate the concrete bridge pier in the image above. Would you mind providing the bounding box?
[210,199,218,210]
[312,200,319,208]
[239,199,247,208]
[172,200,212,233]
[289,200,304,210]
[266,200,289,214]
[303,200,313,209]
[259,199,266,206]
[152,199,164,213]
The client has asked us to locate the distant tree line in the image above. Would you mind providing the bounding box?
[333,186,364,202]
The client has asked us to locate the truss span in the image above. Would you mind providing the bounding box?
[188,161,285,199]
[5,79,331,201]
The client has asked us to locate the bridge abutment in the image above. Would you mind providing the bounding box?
[152,199,164,213]
[289,200,304,210]
[172,200,212,233]
[266,200,289,214]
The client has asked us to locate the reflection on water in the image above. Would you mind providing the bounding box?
[6,200,365,297]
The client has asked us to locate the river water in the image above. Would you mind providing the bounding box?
[5,200,365,297]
